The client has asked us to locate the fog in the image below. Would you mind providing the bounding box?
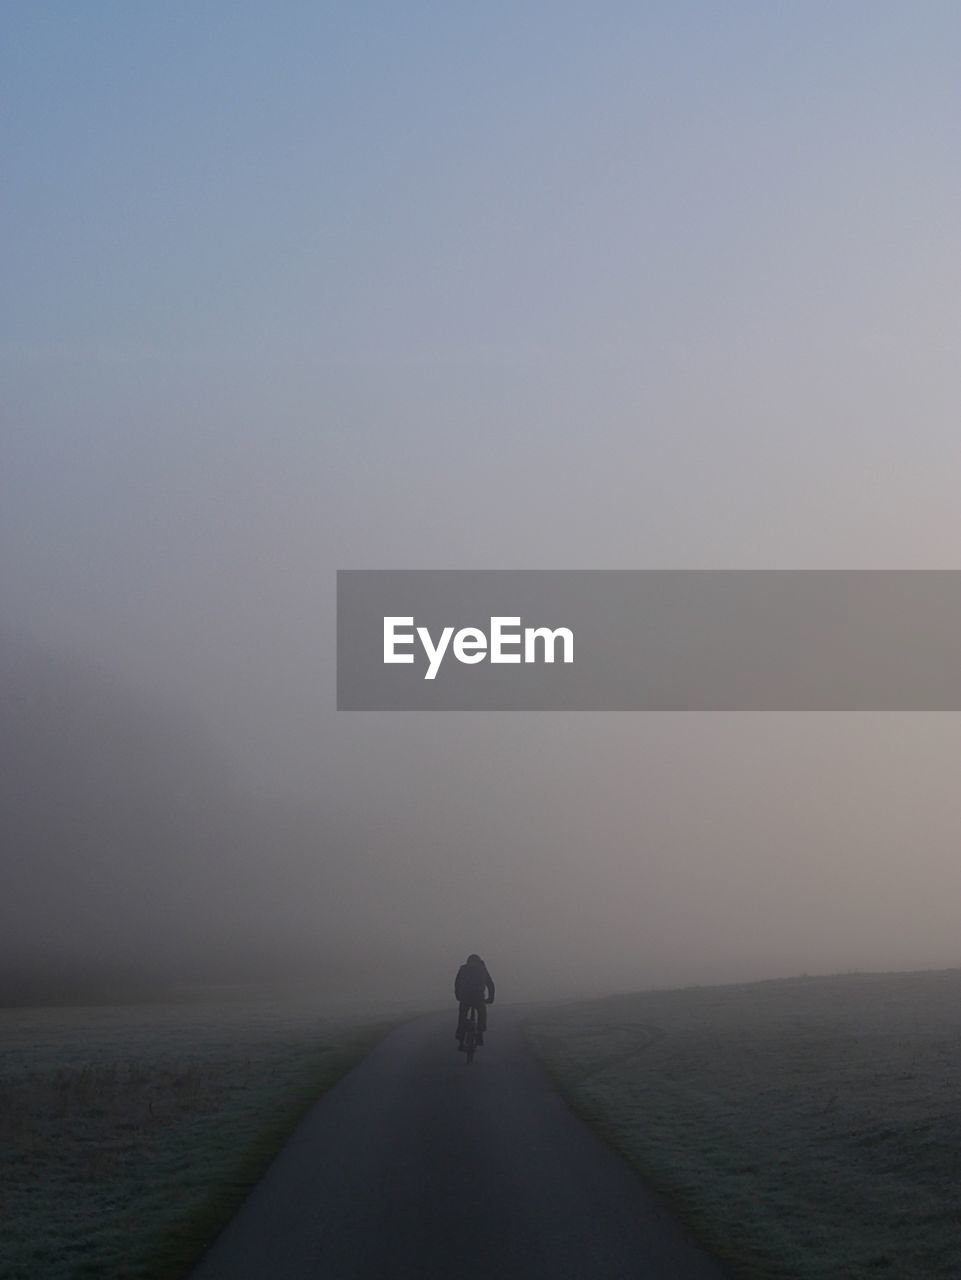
[4,4,961,1005]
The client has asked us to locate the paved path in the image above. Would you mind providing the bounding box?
[191,1008,727,1279]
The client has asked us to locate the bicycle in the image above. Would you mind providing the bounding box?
[461,1005,480,1064]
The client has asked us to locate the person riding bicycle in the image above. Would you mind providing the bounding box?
[455,953,495,1050]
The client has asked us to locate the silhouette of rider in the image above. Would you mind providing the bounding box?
[455,953,495,1050]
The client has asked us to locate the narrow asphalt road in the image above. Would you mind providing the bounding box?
[191,1008,728,1279]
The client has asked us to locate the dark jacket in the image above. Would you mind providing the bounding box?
[455,958,495,1006]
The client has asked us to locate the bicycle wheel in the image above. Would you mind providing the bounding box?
[464,1013,476,1064]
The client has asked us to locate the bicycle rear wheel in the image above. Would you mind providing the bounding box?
[464,1012,477,1064]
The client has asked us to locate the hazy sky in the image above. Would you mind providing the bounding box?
[3,3,961,1000]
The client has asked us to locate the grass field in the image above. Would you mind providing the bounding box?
[0,992,401,1280]
[527,969,961,1280]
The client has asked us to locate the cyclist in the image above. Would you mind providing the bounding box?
[455,953,495,1050]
